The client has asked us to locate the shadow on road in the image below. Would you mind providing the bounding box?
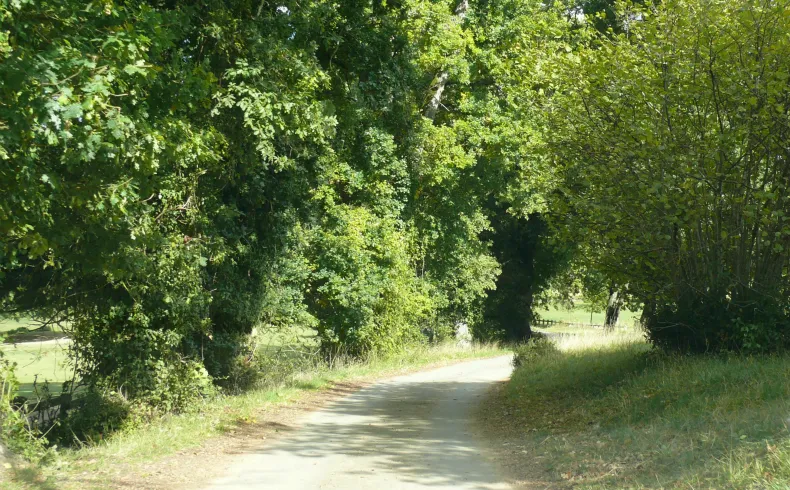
[209,365,511,489]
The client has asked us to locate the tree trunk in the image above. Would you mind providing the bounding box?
[424,72,449,120]
[604,286,621,330]
[520,287,534,340]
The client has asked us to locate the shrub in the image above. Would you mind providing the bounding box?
[546,0,790,353]
[47,391,133,447]
[308,206,433,357]
[644,295,790,353]
[512,334,559,368]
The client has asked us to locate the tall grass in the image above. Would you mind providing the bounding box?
[502,331,790,489]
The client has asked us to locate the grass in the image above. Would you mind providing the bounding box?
[533,324,633,335]
[3,342,73,398]
[1,315,72,397]
[535,301,642,327]
[490,329,790,489]
[0,318,34,334]
[2,341,507,490]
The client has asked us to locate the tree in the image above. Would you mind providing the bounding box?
[0,0,578,421]
[482,211,571,340]
[545,0,790,352]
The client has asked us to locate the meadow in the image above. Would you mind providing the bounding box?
[1,318,71,398]
[534,301,642,327]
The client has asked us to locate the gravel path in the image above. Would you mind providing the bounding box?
[203,355,514,490]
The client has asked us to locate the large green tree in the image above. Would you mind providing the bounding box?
[546,0,790,351]
[1,0,573,409]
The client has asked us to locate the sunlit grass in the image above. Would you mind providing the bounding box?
[2,343,72,398]
[0,317,33,333]
[550,328,645,351]
[499,330,790,489]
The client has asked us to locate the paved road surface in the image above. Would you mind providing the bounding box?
[204,356,514,490]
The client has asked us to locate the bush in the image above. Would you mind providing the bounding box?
[257,348,316,387]
[308,207,433,357]
[546,0,790,353]
[644,294,790,353]
[512,334,559,368]
[47,391,133,448]
[200,331,260,394]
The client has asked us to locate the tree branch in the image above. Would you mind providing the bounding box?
[423,0,469,120]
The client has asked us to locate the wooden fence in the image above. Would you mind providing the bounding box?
[533,318,606,329]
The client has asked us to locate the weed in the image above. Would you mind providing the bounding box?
[512,335,559,368]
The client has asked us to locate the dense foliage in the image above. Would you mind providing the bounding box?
[3,0,789,450]
[0,0,572,416]
[546,0,790,351]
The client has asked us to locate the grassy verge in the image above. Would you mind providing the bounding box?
[2,342,506,490]
[484,330,790,489]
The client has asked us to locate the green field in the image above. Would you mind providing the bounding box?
[0,317,33,333]
[535,301,642,327]
[3,342,72,397]
[2,316,72,397]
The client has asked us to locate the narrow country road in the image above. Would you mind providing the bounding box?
[204,356,514,490]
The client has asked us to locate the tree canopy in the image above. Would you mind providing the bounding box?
[2,0,790,416]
